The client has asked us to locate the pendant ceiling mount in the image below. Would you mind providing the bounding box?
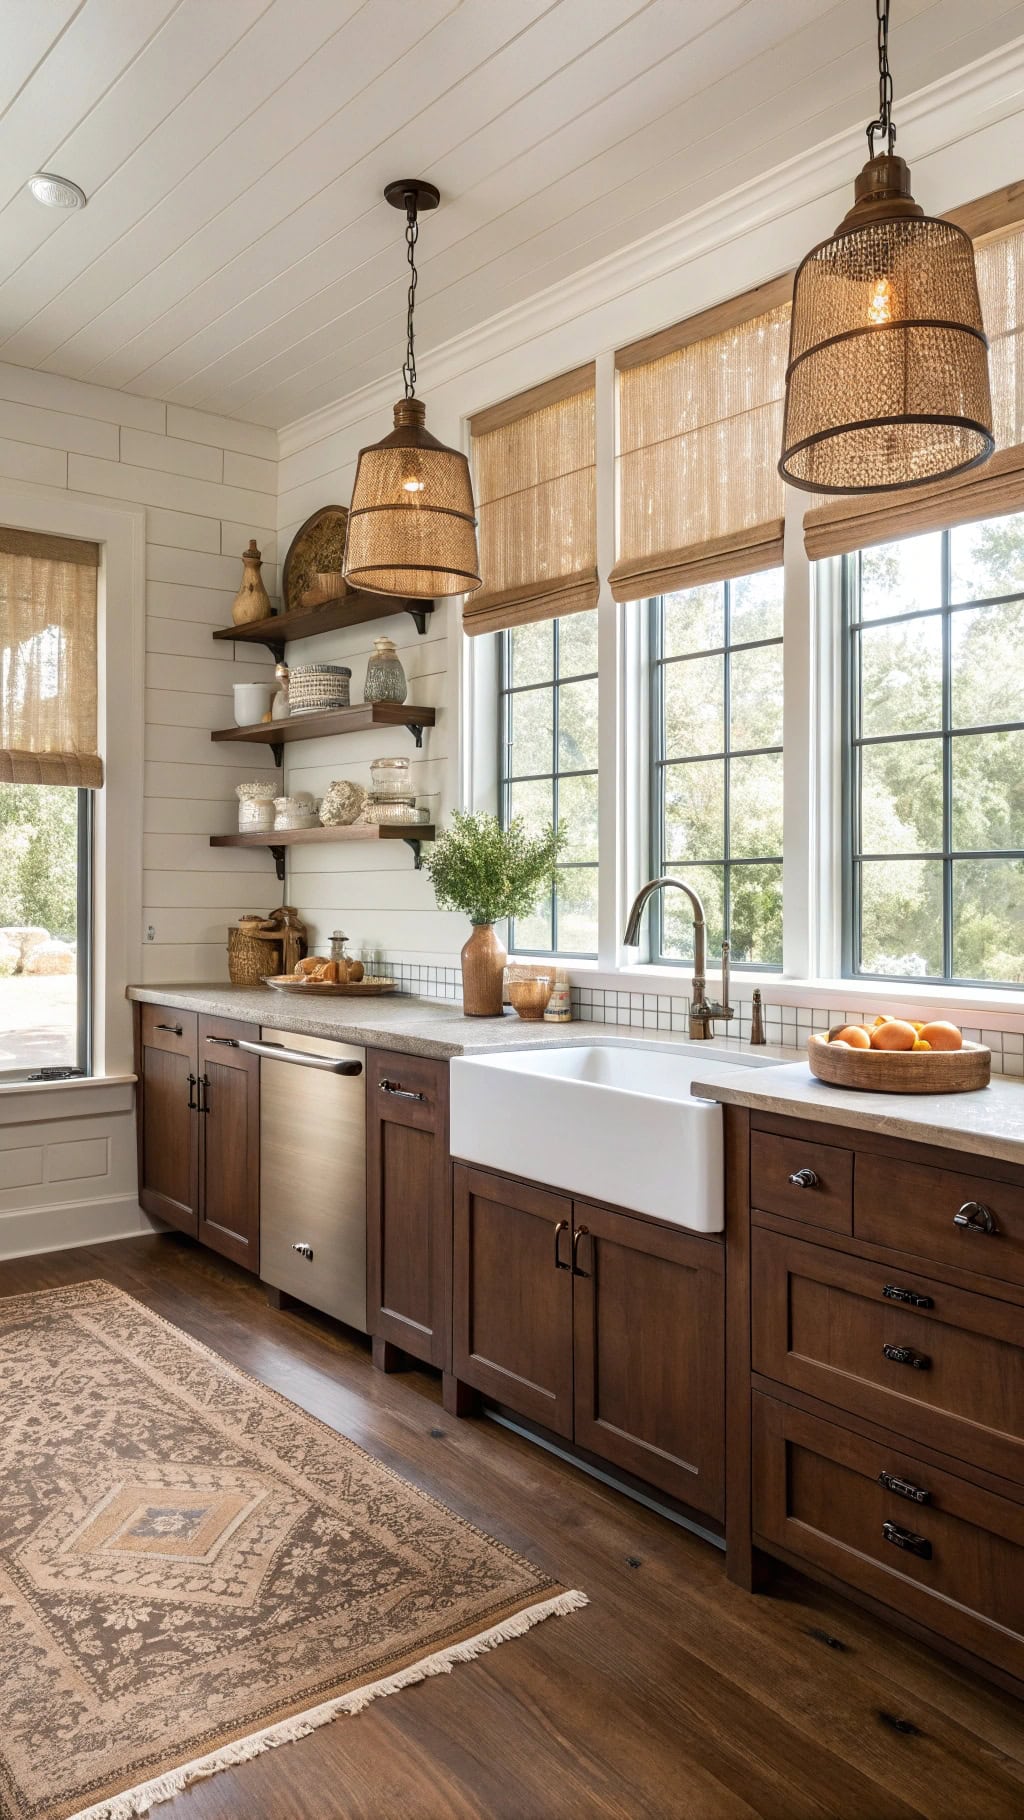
[343,180,481,600]
[779,0,994,496]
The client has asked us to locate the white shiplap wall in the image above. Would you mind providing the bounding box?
[0,360,281,984]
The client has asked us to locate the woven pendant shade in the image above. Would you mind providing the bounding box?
[344,398,481,600]
[780,154,993,494]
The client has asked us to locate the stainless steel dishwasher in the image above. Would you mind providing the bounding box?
[253,1028,368,1331]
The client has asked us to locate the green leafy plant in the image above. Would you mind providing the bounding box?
[424,811,567,925]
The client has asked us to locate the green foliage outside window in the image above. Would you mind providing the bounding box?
[0,785,78,940]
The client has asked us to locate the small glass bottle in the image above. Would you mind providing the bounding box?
[329,930,350,966]
[543,967,572,1023]
[363,636,408,704]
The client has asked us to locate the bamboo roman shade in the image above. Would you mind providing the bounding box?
[610,279,792,602]
[804,217,1024,560]
[0,527,102,788]
[465,366,597,636]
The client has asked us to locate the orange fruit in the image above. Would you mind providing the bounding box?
[870,1019,917,1051]
[835,1024,871,1048]
[919,1020,962,1051]
[912,1038,931,1051]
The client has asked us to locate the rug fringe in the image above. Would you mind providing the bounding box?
[70,1589,588,1820]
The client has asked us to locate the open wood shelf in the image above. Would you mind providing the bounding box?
[210,822,434,878]
[211,701,436,764]
[211,591,434,659]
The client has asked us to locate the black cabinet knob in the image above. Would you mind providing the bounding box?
[788,1167,819,1189]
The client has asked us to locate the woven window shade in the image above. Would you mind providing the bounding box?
[0,527,102,788]
[611,293,791,603]
[464,366,597,636]
[804,221,1024,559]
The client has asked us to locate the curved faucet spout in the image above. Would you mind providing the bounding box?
[622,875,732,1040]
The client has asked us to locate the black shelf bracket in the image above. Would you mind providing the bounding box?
[405,604,433,636]
[254,634,287,663]
[270,740,284,768]
[269,845,286,882]
[408,722,426,749]
[402,837,424,869]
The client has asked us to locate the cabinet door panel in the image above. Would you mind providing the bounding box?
[573,1203,724,1517]
[136,1005,197,1235]
[453,1165,573,1436]
[366,1048,450,1368]
[197,1016,259,1271]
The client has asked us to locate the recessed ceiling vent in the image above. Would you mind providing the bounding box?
[27,172,87,210]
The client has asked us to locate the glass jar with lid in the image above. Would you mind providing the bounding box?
[369,755,411,798]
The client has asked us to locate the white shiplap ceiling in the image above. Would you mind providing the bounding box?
[1,0,1023,430]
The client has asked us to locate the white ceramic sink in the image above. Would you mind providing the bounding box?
[449,1043,772,1233]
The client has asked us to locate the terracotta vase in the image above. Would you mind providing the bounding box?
[232,539,273,625]
[460,922,507,1017]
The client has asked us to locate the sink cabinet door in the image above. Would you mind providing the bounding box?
[572,1203,725,1518]
[196,1016,260,1272]
[453,1164,574,1437]
[136,1004,199,1236]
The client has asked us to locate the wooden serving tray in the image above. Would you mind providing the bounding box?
[807,1033,990,1094]
[265,977,397,996]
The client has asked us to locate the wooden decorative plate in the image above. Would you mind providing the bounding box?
[807,1033,991,1094]
[265,976,396,996]
[281,505,350,613]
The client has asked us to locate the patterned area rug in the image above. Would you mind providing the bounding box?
[0,1282,586,1820]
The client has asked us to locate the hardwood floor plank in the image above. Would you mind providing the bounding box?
[3,1235,1022,1820]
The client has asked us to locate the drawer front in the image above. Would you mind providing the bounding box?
[750,1128,852,1233]
[141,1003,197,1060]
[368,1048,446,1133]
[753,1392,1024,1684]
[855,1152,1024,1291]
[752,1228,1024,1483]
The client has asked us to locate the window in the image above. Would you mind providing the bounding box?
[845,514,1024,986]
[0,784,91,1076]
[649,567,783,969]
[498,611,599,956]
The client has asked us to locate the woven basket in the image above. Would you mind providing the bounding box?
[228,927,283,986]
[289,664,352,714]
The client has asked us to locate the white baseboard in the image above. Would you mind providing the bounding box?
[0,1193,160,1261]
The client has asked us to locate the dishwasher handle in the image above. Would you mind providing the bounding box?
[205,1035,362,1075]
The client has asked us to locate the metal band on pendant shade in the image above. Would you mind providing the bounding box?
[342,181,482,598]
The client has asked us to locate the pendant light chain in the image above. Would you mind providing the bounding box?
[866,0,895,156]
[402,193,419,400]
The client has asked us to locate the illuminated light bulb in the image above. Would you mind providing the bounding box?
[400,455,425,495]
[867,276,894,324]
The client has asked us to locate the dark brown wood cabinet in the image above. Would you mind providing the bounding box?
[135,1005,259,1271]
[452,1163,725,1518]
[731,1104,1024,1699]
[136,1004,199,1236]
[196,1015,260,1271]
[366,1048,451,1369]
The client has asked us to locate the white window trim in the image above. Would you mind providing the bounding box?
[465,358,1024,1027]
[0,481,145,1090]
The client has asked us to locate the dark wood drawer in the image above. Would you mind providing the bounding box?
[750,1128,852,1233]
[855,1151,1024,1292]
[368,1048,446,1132]
[140,1002,197,1058]
[751,1228,1024,1483]
[753,1392,1024,1687]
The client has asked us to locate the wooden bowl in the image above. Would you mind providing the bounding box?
[807,1033,990,1094]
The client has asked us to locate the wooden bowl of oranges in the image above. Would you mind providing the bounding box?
[807,1016,990,1094]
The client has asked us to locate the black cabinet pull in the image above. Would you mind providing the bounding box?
[291,1242,313,1261]
[186,1072,197,1111]
[156,1022,182,1035]
[553,1219,570,1270]
[572,1226,591,1277]
[788,1167,819,1189]
[379,1079,426,1102]
[883,1343,930,1370]
[882,1520,932,1560]
[882,1284,933,1309]
[197,1074,210,1115]
[953,1200,997,1235]
[878,1470,931,1505]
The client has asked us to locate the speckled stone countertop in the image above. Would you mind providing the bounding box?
[691,1058,1024,1168]
[126,983,796,1065]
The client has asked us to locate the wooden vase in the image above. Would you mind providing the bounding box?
[461,922,507,1017]
[232,539,273,625]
